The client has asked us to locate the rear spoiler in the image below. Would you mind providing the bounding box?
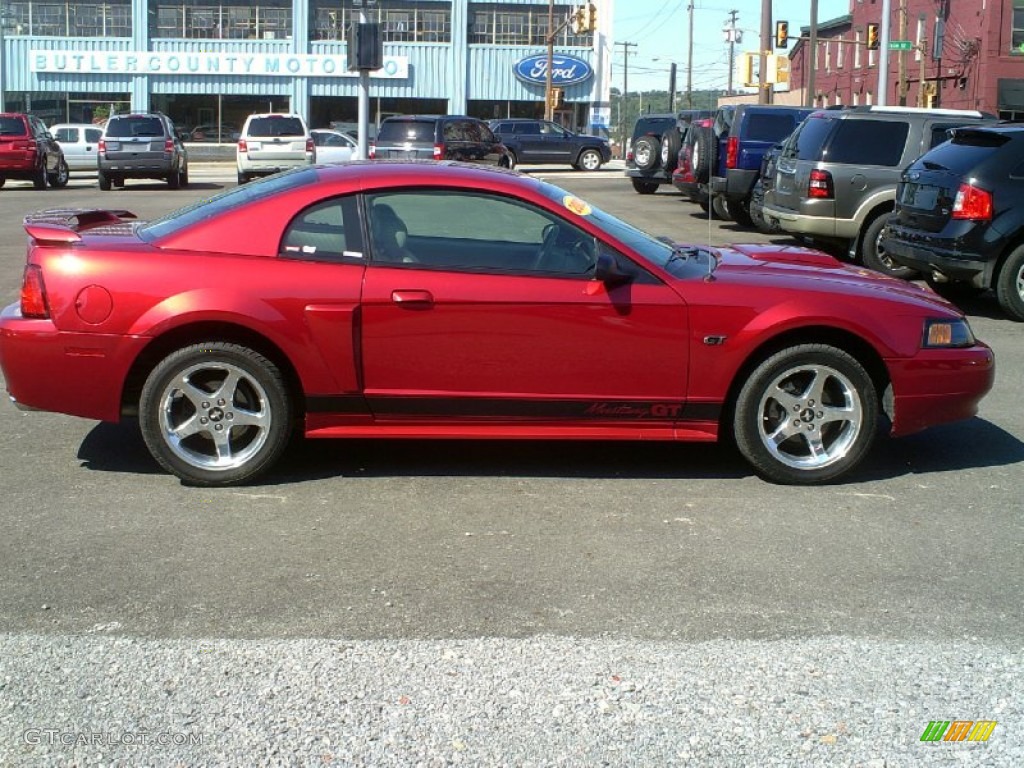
[23,208,137,245]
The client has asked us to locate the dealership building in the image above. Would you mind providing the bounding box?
[0,0,614,136]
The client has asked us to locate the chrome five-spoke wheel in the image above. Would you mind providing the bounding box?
[734,344,878,484]
[140,342,291,486]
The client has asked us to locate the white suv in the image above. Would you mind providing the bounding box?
[236,113,314,184]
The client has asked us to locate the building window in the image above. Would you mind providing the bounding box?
[1013,1,1024,53]
[915,16,924,61]
[470,4,592,46]
[854,30,861,68]
[2,1,132,36]
[824,41,831,72]
[837,36,845,69]
[150,2,292,40]
[310,1,451,44]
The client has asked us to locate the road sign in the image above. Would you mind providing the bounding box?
[889,40,913,50]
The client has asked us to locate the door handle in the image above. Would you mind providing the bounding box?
[391,290,434,306]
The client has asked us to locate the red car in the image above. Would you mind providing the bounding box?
[0,163,994,486]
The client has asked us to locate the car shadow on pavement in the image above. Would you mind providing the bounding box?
[76,417,1023,486]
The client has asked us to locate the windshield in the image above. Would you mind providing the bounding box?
[139,167,318,241]
[535,180,715,278]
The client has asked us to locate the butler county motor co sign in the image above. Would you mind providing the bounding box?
[513,53,593,87]
[30,50,409,79]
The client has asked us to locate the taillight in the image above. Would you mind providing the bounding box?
[20,265,50,319]
[626,149,634,162]
[98,139,107,155]
[164,138,174,153]
[368,143,376,159]
[12,139,32,151]
[433,143,443,160]
[951,182,992,221]
[808,169,834,199]
[306,137,315,156]
[726,136,739,169]
[237,139,248,153]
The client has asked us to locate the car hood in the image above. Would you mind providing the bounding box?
[710,243,956,311]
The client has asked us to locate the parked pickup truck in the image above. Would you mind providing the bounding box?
[489,119,611,171]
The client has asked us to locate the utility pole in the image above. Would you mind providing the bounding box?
[545,0,555,120]
[668,63,677,112]
[897,0,907,105]
[758,0,771,104]
[726,9,739,96]
[616,41,637,157]
[686,2,694,107]
[876,0,892,105]
[917,38,928,107]
[806,0,817,107]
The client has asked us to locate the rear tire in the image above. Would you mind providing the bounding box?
[32,161,47,190]
[726,197,754,227]
[995,244,1024,321]
[660,130,681,173]
[631,178,659,194]
[98,171,112,191]
[712,195,731,221]
[168,167,181,189]
[237,171,249,185]
[139,342,292,486]
[860,214,916,279]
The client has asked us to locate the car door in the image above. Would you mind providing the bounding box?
[539,121,574,163]
[358,189,690,422]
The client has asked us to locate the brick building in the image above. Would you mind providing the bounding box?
[787,0,1024,119]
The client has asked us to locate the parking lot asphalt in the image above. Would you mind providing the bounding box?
[0,168,1021,764]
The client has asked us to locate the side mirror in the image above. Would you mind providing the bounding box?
[594,247,633,286]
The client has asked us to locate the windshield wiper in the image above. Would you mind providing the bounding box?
[665,245,700,265]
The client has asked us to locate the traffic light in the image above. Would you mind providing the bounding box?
[775,20,789,49]
[586,3,597,33]
[549,88,564,110]
[866,23,880,50]
[570,6,587,34]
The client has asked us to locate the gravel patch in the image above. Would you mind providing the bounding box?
[1,634,1020,766]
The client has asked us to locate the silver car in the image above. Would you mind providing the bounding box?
[50,123,103,172]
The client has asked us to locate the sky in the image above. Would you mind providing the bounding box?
[613,0,851,94]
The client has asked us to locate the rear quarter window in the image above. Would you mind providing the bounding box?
[919,131,1011,175]
[745,113,801,143]
[826,119,910,166]
[784,115,834,161]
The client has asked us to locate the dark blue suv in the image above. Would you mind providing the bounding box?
[707,104,814,225]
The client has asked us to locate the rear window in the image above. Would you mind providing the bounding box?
[0,116,28,136]
[783,115,835,161]
[140,167,318,242]
[106,117,165,138]
[378,119,436,143]
[826,119,909,166]
[633,117,674,137]
[246,116,306,138]
[917,130,1010,174]
[745,113,801,143]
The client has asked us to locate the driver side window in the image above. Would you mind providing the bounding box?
[364,190,597,277]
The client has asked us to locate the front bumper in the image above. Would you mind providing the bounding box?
[888,343,995,437]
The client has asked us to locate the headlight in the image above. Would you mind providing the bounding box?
[923,318,975,348]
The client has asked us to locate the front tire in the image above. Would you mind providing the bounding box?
[577,148,603,171]
[139,342,292,486]
[734,344,878,485]
[996,244,1024,321]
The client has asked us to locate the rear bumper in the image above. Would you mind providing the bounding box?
[0,303,146,423]
[238,157,313,175]
[882,235,997,287]
[888,344,995,437]
[711,169,758,201]
[626,168,671,184]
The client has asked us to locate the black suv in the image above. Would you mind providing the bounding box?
[883,124,1024,321]
[488,119,611,170]
[98,112,189,190]
[0,112,69,189]
[625,110,713,194]
[370,115,512,168]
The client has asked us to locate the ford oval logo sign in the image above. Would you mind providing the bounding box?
[513,53,593,87]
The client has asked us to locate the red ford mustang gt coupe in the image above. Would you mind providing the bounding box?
[0,162,994,486]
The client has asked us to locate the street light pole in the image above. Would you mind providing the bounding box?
[0,3,7,113]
